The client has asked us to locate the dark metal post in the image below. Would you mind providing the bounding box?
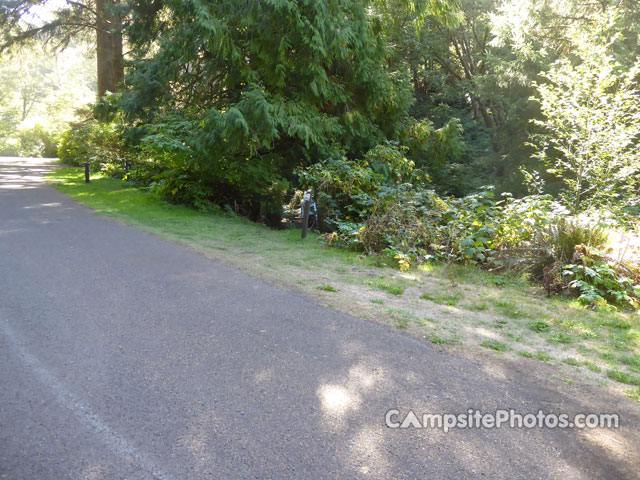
[301,190,311,239]
[84,163,90,183]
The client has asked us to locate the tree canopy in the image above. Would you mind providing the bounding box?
[0,0,123,95]
[1,0,638,218]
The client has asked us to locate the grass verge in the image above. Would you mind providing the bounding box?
[48,167,640,401]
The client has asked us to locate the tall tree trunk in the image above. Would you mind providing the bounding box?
[113,21,124,87]
[96,0,123,96]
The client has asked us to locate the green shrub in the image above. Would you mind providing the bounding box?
[297,143,429,230]
[0,124,59,157]
[138,117,289,225]
[297,153,384,230]
[364,142,423,185]
[550,217,609,263]
[563,260,639,309]
[302,150,573,271]
[300,146,640,311]
[20,125,59,157]
[58,119,127,169]
[148,169,217,212]
[357,187,440,261]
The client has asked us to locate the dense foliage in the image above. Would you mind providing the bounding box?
[3,0,640,307]
[533,50,640,215]
[298,150,640,308]
[85,0,413,224]
[0,43,95,156]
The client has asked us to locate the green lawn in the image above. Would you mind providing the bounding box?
[48,167,369,267]
[48,167,640,401]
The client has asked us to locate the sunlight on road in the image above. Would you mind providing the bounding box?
[318,385,354,412]
[581,428,629,462]
[0,157,55,190]
[24,202,63,209]
[317,363,383,422]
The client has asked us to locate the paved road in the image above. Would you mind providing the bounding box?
[1,158,639,479]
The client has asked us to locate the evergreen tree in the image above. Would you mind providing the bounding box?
[118,0,413,212]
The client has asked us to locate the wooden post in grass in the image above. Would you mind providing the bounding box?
[301,190,311,239]
[84,163,90,183]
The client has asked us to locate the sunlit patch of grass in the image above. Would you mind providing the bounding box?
[480,339,511,353]
[563,357,581,366]
[607,370,640,386]
[518,351,550,362]
[317,284,339,292]
[418,317,438,326]
[600,352,616,362]
[371,299,384,305]
[365,277,407,295]
[381,284,404,295]
[385,308,417,328]
[627,387,640,402]
[576,345,594,355]
[619,354,640,372]
[427,334,457,345]
[420,292,461,306]
[574,325,600,339]
[494,318,508,329]
[534,352,551,362]
[582,361,601,373]
[598,317,632,330]
[608,330,638,351]
[431,264,529,291]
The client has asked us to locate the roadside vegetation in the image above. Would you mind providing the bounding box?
[0,42,94,157]
[49,167,640,402]
[3,0,639,402]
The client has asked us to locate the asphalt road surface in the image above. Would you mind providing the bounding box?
[1,158,639,479]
